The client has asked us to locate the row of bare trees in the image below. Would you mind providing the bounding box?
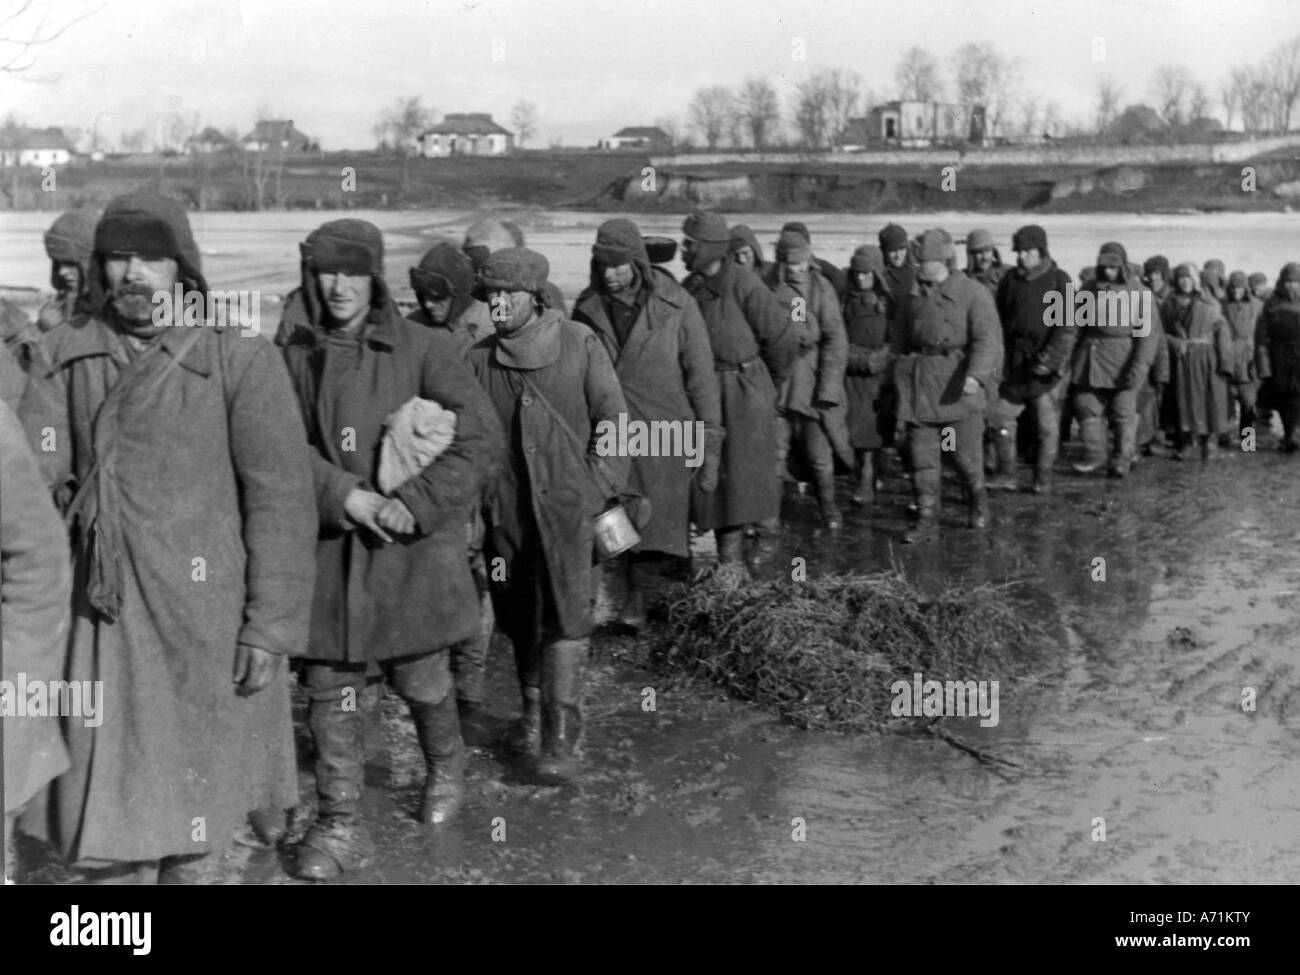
[684,69,869,152]
[1093,36,1300,143]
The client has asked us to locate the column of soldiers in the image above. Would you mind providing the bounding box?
[4,196,1300,884]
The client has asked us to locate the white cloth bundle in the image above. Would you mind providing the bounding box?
[377,397,458,494]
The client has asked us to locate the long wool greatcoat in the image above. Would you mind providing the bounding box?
[25,319,316,865]
[995,259,1077,403]
[763,264,852,466]
[572,268,721,558]
[1221,295,1263,386]
[840,282,896,450]
[468,310,629,638]
[1161,291,1230,436]
[1068,269,1159,391]
[892,272,1003,425]
[1,400,71,815]
[1256,293,1300,397]
[683,260,798,530]
[276,290,504,663]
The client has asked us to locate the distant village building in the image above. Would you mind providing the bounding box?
[186,127,236,155]
[241,119,317,153]
[598,126,673,151]
[417,114,514,157]
[866,101,986,147]
[0,126,74,167]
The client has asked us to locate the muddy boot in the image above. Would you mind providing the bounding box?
[850,451,875,507]
[985,428,1018,491]
[506,685,542,757]
[159,852,222,885]
[967,487,990,530]
[457,696,491,749]
[1032,444,1057,494]
[295,698,374,881]
[715,527,747,566]
[410,698,465,826]
[815,478,842,530]
[1073,417,1105,473]
[536,639,588,785]
[747,517,781,572]
[246,806,287,847]
[901,501,939,544]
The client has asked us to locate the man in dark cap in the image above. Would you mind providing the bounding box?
[1220,270,1263,447]
[1256,263,1300,453]
[408,241,496,742]
[1144,255,1171,305]
[463,216,567,315]
[989,225,1075,493]
[893,229,1002,542]
[24,190,318,883]
[276,219,504,878]
[878,223,915,311]
[964,229,1005,296]
[409,241,492,354]
[1067,241,1159,476]
[572,219,721,630]
[763,228,850,529]
[1249,272,1271,304]
[681,210,798,572]
[729,225,765,274]
[469,247,629,783]
[781,221,846,297]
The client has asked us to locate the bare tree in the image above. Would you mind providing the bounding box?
[1042,101,1063,139]
[1151,64,1193,129]
[1263,36,1300,132]
[792,75,830,150]
[688,86,735,150]
[954,42,1020,139]
[1017,96,1040,141]
[1220,75,1240,131]
[1239,67,1271,133]
[373,96,437,192]
[1188,82,1211,123]
[894,45,943,102]
[822,68,863,148]
[510,100,537,148]
[1,0,102,75]
[1095,74,1123,135]
[738,77,780,151]
[654,115,683,148]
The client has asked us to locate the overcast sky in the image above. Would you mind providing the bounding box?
[4,0,1298,149]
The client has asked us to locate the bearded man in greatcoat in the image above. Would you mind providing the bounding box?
[22,190,317,883]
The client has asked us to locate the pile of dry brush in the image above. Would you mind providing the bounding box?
[646,566,1045,735]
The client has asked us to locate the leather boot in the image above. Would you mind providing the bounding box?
[1073,417,1105,473]
[1033,445,1057,494]
[850,451,878,506]
[985,429,1018,491]
[506,685,542,757]
[715,527,747,565]
[295,697,374,880]
[815,478,842,530]
[967,487,990,529]
[902,501,939,544]
[536,639,588,785]
[410,698,465,826]
[747,517,781,571]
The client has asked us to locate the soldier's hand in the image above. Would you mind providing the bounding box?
[377,498,417,535]
[1031,362,1053,377]
[962,376,982,396]
[233,644,279,697]
[344,488,394,543]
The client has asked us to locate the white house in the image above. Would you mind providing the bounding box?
[598,126,672,151]
[0,126,73,167]
[241,119,316,153]
[417,114,514,157]
[866,100,987,147]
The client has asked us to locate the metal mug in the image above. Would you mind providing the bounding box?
[593,502,640,560]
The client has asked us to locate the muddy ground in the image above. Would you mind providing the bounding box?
[16,428,1300,884]
[6,209,1299,884]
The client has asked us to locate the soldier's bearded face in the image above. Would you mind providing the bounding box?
[782,260,808,283]
[854,271,875,291]
[886,248,907,268]
[1230,285,1246,302]
[104,253,179,329]
[681,238,698,267]
[601,262,635,293]
[733,245,754,268]
[1147,270,1165,292]
[972,249,994,270]
[486,289,536,333]
[1284,280,1300,301]
[1176,275,1195,294]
